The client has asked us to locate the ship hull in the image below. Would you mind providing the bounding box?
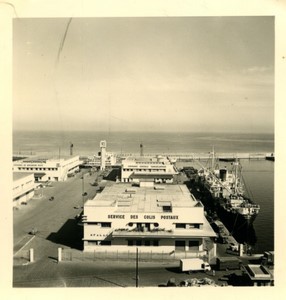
[212,197,258,245]
[214,199,258,228]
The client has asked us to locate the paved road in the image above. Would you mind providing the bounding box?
[14,257,238,287]
[13,170,99,254]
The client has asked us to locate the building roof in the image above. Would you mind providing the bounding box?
[14,155,80,164]
[13,172,34,181]
[243,265,273,281]
[86,183,202,213]
[122,155,172,165]
[130,173,174,179]
[34,172,47,176]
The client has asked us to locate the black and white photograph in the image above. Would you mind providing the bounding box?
[1,0,285,295]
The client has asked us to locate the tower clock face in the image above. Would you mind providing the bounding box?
[100,141,106,148]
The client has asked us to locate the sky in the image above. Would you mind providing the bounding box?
[13,17,274,133]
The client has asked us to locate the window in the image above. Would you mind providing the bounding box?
[176,223,186,229]
[136,240,142,246]
[189,223,200,229]
[101,222,111,228]
[189,240,199,250]
[101,241,111,246]
[128,240,133,246]
[145,240,150,246]
[87,241,98,245]
[162,206,172,212]
[153,240,159,247]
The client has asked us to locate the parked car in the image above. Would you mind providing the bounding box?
[228,243,239,252]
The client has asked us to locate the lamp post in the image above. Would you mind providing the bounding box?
[81,175,87,207]
[135,247,139,287]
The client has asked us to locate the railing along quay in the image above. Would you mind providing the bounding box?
[114,152,269,161]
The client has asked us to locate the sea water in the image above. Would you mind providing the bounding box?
[13,130,274,253]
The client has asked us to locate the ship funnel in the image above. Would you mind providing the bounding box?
[219,168,227,181]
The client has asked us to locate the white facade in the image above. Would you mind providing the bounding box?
[13,156,81,182]
[100,140,107,170]
[121,156,178,183]
[83,183,217,257]
[85,153,117,168]
[13,172,35,207]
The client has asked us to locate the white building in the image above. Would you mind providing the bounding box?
[13,155,81,182]
[100,140,107,170]
[121,156,178,183]
[85,153,117,169]
[83,183,217,258]
[13,172,35,207]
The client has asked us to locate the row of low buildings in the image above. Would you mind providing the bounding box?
[12,155,81,207]
[12,141,217,260]
[12,146,218,259]
[13,155,81,182]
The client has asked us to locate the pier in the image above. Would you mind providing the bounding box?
[115,152,269,161]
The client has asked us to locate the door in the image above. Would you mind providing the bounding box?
[175,240,185,251]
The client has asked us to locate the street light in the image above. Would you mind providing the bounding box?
[81,175,87,207]
[135,247,139,287]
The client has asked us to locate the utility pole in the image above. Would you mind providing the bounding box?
[81,175,85,207]
[135,247,139,287]
[70,142,73,156]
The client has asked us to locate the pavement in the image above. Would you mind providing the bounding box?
[14,255,245,287]
[13,168,263,287]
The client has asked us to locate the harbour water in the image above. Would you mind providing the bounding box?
[13,130,274,253]
[13,131,274,156]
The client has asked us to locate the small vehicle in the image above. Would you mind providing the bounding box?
[228,242,239,252]
[180,258,211,273]
[29,228,38,235]
[216,257,242,270]
[261,251,274,266]
[166,278,177,287]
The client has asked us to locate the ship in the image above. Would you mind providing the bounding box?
[265,153,275,162]
[197,151,260,228]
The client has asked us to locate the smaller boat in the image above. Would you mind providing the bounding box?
[218,157,236,162]
[265,153,275,161]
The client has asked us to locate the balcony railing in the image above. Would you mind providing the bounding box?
[112,228,173,237]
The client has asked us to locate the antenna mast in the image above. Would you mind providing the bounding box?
[70,142,74,156]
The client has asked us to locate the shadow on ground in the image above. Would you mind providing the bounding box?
[103,168,121,181]
[222,272,250,286]
[47,219,83,250]
[165,266,181,274]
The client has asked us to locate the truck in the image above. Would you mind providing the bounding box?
[180,258,211,273]
[216,257,242,271]
[261,251,274,266]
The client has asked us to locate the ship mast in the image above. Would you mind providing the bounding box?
[211,146,215,171]
[233,156,239,195]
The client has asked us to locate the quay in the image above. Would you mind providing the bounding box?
[114,152,269,161]
[14,152,273,164]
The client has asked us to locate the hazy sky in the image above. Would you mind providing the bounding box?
[13,17,274,133]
